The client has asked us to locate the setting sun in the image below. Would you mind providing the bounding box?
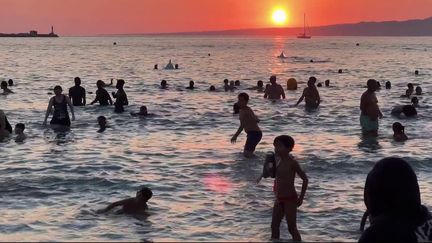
[272,9,288,25]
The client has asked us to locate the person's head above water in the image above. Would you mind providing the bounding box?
[273,135,295,155]
[237,92,249,108]
[367,79,378,92]
[8,79,13,86]
[209,85,216,91]
[96,80,104,89]
[385,81,391,89]
[98,116,107,127]
[189,80,194,88]
[407,83,414,90]
[392,122,404,134]
[235,80,240,86]
[411,97,419,106]
[325,80,330,87]
[136,186,153,202]
[161,80,167,89]
[415,70,419,75]
[14,123,25,134]
[1,81,7,89]
[139,106,148,115]
[74,77,81,86]
[415,86,422,95]
[402,105,417,117]
[308,76,317,87]
[230,80,235,87]
[270,75,277,85]
[175,64,179,69]
[53,85,63,95]
[257,80,264,88]
[223,79,229,85]
[116,79,125,89]
[338,69,343,73]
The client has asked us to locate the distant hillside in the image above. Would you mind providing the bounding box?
[140,17,432,36]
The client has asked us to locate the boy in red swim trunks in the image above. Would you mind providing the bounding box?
[271,135,308,241]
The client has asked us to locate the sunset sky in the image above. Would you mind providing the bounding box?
[0,0,431,36]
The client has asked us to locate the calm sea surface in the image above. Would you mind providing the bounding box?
[0,36,431,241]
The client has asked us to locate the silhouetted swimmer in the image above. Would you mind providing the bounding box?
[415,86,422,95]
[317,83,322,87]
[415,70,419,76]
[385,81,391,89]
[359,157,431,242]
[287,78,298,90]
[248,80,264,92]
[154,64,158,70]
[8,79,13,86]
[235,80,240,86]
[0,109,12,140]
[1,81,13,94]
[14,123,26,142]
[223,79,229,92]
[113,42,117,46]
[325,80,330,87]
[295,76,321,109]
[264,75,286,100]
[393,122,408,142]
[97,116,107,133]
[360,79,383,136]
[43,86,75,127]
[175,64,179,69]
[160,80,168,89]
[98,187,153,214]
[209,85,216,92]
[391,105,417,117]
[69,77,86,106]
[411,97,419,107]
[229,81,237,92]
[208,53,211,56]
[90,80,113,106]
[186,80,195,90]
[338,69,343,74]
[310,59,314,63]
[356,43,360,46]
[233,102,240,115]
[404,83,414,97]
[131,106,154,117]
[231,93,262,158]
[165,60,174,70]
[112,79,128,113]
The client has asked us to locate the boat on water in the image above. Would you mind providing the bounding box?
[297,14,311,39]
[0,26,58,38]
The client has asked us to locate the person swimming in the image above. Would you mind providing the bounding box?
[415,70,419,75]
[229,81,237,92]
[90,80,113,106]
[43,86,75,127]
[1,81,14,94]
[385,81,391,89]
[209,85,216,92]
[264,75,286,100]
[391,105,417,118]
[295,77,321,109]
[278,52,287,58]
[154,64,158,70]
[223,79,230,92]
[97,116,107,133]
[415,86,422,95]
[411,97,419,107]
[338,69,343,74]
[325,80,330,87]
[175,64,179,69]
[247,80,264,92]
[165,60,174,70]
[186,80,195,90]
[160,80,168,89]
[131,106,154,117]
[98,187,153,214]
[8,79,14,86]
[393,122,408,142]
[112,79,128,113]
[404,83,414,97]
[14,123,27,142]
[68,77,86,106]
[234,80,241,86]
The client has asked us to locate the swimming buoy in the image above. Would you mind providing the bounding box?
[287,78,298,90]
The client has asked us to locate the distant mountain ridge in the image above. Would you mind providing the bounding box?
[138,17,432,36]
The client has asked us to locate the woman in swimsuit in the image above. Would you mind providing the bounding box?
[43,86,75,127]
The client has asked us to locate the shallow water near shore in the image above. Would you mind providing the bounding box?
[0,36,432,241]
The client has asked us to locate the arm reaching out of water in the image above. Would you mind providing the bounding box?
[295,89,306,106]
[43,98,54,125]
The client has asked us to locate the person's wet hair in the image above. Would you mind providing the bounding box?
[257,80,263,87]
[137,186,153,201]
[189,80,194,86]
[117,79,125,86]
[98,116,106,122]
[8,79,13,86]
[415,86,422,95]
[270,75,277,83]
[402,105,417,117]
[223,79,229,84]
[154,64,158,70]
[338,69,343,73]
[317,83,322,87]
[376,81,381,88]
[238,92,249,102]
[415,70,419,75]
[274,135,295,150]
[234,80,240,86]
[392,122,404,133]
[385,81,391,89]
[15,123,25,130]
[209,85,216,91]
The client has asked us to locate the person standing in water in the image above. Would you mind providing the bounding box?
[264,75,286,100]
[112,79,128,113]
[294,76,321,109]
[360,79,383,136]
[69,77,86,106]
[90,80,113,106]
[231,93,262,158]
[43,86,75,127]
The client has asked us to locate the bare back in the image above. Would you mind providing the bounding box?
[239,106,260,132]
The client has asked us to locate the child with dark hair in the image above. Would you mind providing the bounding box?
[269,135,308,241]
[393,122,408,142]
[14,123,27,142]
[98,187,153,214]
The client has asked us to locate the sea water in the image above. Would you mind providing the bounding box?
[0,36,431,241]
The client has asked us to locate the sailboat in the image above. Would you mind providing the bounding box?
[297,13,311,39]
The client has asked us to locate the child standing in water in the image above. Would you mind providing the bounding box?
[271,135,308,241]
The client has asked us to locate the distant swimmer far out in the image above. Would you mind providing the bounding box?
[287,78,298,90]
[131,106,154,117]
[360,79,383,137]
[1,81,13,94]
[97,116,107,133]
[90,80,113,106]
[231,93,262,158]
[160,80,168,89]
[8,79,14,86]
[295,76,321,109]
[264,75,286,100]
[69,77,86,106]
[385,81,391,89]
[209,85,216,92]
[112,79,128,113]
[98,187,153,214]
[186,80,195,90]
[43,85,75,127]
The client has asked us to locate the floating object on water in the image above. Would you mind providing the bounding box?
[165,60,174,70]
[277,52,288,58]
[287,78,298,90]
[154,64,158,70]
[113,42,117,46]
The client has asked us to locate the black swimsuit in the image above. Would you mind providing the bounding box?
[50,95,71,126]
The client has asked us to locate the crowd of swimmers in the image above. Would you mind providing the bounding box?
[0,67,428,241]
